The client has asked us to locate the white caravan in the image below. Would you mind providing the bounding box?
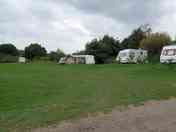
[116,49,148,64]
[18,57,26,63]
[59,55,95,64]
[160,45,176,63]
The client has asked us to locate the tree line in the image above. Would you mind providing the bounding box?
[0,25,173,63]
[0,43,65,63]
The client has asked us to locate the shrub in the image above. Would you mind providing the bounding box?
[48,51,64,62]
[0,53,18,63]
[24,43,47,60]
[0,44,19,56]
[140,32,171,62]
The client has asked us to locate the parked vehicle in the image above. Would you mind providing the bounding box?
[18,57,26,63]
[160,45,176,64]
[59,55,95,64]
[116,49,148,64]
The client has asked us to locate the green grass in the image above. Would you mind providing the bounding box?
[0,62,176,131]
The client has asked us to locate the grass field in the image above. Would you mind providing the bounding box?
[1,63,176,132]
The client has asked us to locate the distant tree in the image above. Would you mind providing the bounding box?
[120,24,152,49]
[24,43,47,60]
[85,35,120,63]
[72,50,86,55]
[48,52,60,62]
[56,48,65,56]
[0,44,19,56]
[140,32,171,61]
[18,50,25,57]
[171,35,176,43]
[49,49,65,62]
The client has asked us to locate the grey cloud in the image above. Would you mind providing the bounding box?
[0,0,175,53]
[0,0,90,53]
[63,0,165,26]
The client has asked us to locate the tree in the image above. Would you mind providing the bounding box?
[24,43,47,60]
[140,32,171,61]
[120,24,151,49]
[0,44,19,56]
[49,49,65,62]
[85,35,120,64]
[72,50,86,55]
[19,50,25,57]
[56,48,65,56]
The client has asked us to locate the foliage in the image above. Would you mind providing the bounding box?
[120,24,151,49]
[0,53,18,63]
[140,32,171,62]
[35,56,50,62]
[56,48,65,55]
[85,35,120,63]
[1,63,176,131]
[49,50,65,62]
[72,50,86,55]
[0,44,19,56]
[0,44,19,63]
[18,50,25,57]
[24,43,47,60]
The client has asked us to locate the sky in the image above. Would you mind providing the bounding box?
[0,0,176,53]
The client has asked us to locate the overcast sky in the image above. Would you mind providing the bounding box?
[0,0,176,53]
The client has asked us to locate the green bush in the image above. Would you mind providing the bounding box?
[48,51,65,62]
[140,32,171,62]
[0,44,19,56]
[0,53,18,63]
[104,57,117,64]
[24,43,47,60]
[148,55,160,63]
[30,56,50,63]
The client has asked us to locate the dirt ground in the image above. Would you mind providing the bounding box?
[32,99,176,132]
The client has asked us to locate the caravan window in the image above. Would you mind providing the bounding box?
[129,52,135,56]
[162,49,176,56]
[120,52,127,57]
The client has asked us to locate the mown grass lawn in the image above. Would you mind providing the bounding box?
[0,62,176,131]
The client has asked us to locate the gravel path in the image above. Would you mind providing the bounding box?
[33,99,176,132]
